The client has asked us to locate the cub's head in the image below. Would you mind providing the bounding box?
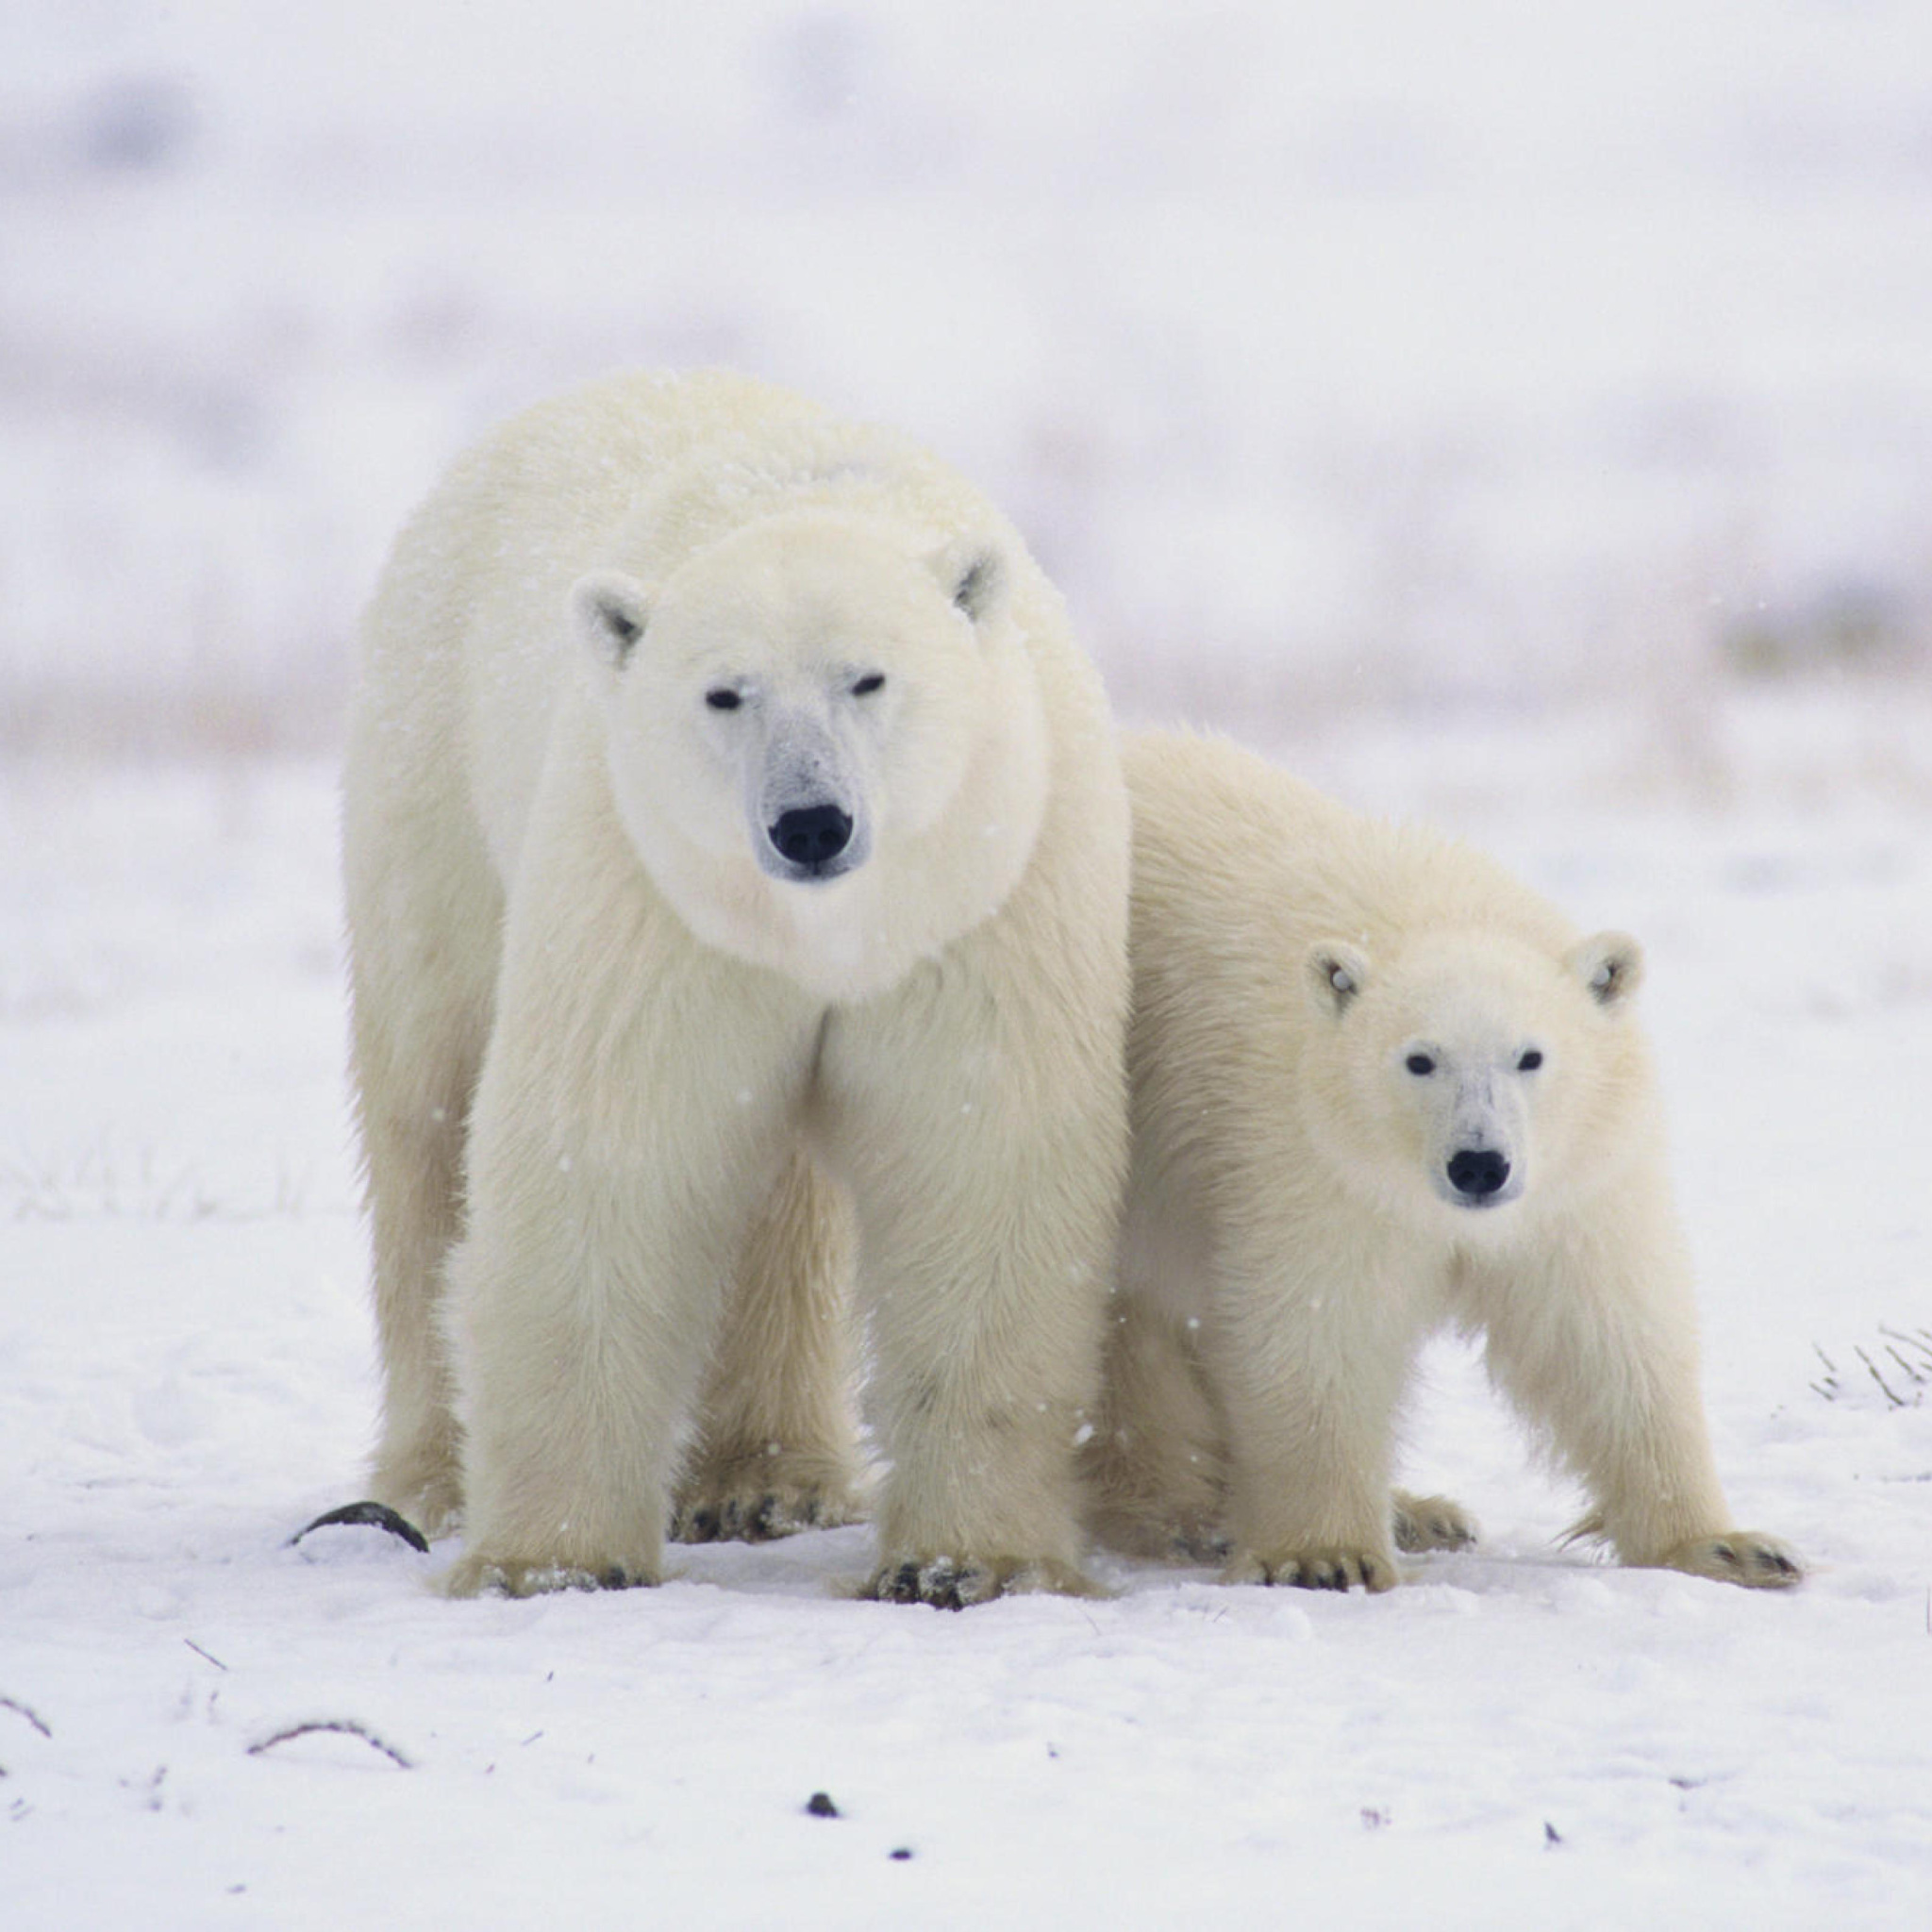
[569,507,1045,995]
[1300,927,1647,1224]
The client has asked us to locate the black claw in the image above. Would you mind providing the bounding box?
[942,1567,986,1610]
[691,1508,719,1542]
[290,1501,430,1555]
[1712,1542,1737,1565]
[599,1566,629,1591]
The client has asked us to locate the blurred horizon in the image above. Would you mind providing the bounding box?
[3,0,1928,805]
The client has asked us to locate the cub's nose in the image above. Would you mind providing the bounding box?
[1446,1147,1510,1201]
[768,803,853,870]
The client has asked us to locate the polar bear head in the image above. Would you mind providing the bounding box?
[1299,926,1647,1224]
[569,506,1048,997]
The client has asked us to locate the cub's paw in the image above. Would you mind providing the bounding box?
[671,1460,865,1545]
[1224,1545,1400,1593]
[866,1553,1100,1610]
[1391,1490,1479,1555]
[1657,1532,1805,1590]
[440,1554,659,1599]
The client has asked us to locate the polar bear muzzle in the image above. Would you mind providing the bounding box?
[767,803,855,875]
[751,708,872,883]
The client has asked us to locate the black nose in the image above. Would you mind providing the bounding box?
[769,804,853,870]
[1446,1148,1510,1199]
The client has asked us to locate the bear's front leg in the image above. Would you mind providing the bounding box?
[820,964,1126,1607]
[1208,1226,1426,1594]
[1476,1207,1805,1590]
[441,885,824,1598]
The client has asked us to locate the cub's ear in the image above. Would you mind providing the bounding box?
[571,570,654,671]
[1306,940,1370,1017]
[928,536,1007,625]
[1568,930,1644,1008]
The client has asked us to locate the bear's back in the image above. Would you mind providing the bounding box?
[1124,731,1575,988]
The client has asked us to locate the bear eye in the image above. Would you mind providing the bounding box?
[1405,1053,1436,1076]
[852,673,886,697]
[705,688,742,711]
[1518,1048,1543,1072]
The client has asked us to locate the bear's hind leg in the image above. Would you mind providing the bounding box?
[1083,1296,1231,1562]
[1391,1490,1479,1554]
[346,875,494,1541]
[358,1059,475,1538]
[672,1150,868,1543]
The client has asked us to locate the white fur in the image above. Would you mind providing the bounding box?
[1087,731,1802,1592]
[344,370,1129,1602]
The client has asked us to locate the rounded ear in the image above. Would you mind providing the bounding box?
[1306,940,1369,1017]
[571,570,653,671]
[927,536,1007,625]
[1568,930,1644,1008]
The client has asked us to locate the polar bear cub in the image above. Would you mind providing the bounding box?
[1087,731,1801,1592]
[343,371,1129,1605]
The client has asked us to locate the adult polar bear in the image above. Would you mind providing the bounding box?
[343,371,1129,1604]
[1088,732,1802,1592]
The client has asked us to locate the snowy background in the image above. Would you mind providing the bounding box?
[4,2,1930,1924]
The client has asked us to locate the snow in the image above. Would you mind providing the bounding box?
[4,2,1932,1924]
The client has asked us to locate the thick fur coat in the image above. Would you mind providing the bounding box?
[344,371,1129,1604]
[1087,731,1801,1592]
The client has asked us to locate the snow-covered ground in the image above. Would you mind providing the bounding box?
[4,727,1928,1929]
[4,3,1931,1925]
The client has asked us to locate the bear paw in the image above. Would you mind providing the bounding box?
[440,1554,659,1599]
[1391,1490,1480,1554]
[670,1461,865,1545]
[1224,1545,1399,1593]
[1657,1532,1804,1590]
[866,1553,1100,1609]
[1165,1525,1234,1565]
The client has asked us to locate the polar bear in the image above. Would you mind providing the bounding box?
[1085,731,1802,1592]
[342,370,1129,1604]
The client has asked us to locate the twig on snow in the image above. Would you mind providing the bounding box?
[247,1720,413,1769]
[1877,1324,1932,1382]
[1811,1328,1931,1407]
[1810,1342,1840,1401]
[1854,1346,1907,1409]
[184,1639,228,1672]
[0,1698,50,1740]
